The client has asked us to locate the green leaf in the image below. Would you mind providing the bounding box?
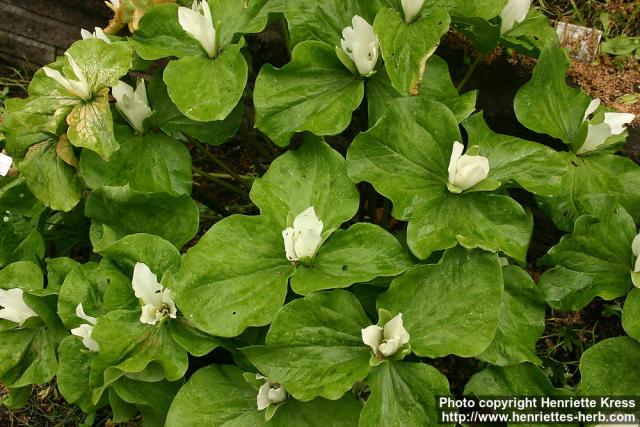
[465,363,572,400]
[57,335,101,413]
[366,67,401,126]
[284,0,380,46]
[622,288,640,342]
[539,201,636,311]
[375,7,450,95]
[249,136,359,230]
[19,140,82,212]
[601,35,640,56]
[536,154,640,231]
[477,266,545,366]
[360,361,452,427]
[65,38,133,90]
[169,318,221,357]
[146,73,242,145]
[0,214,45,268]
[253,41,365,147]
[163,44,248,122]
[378,247,503,357]
[80,125,192,195]
[407,192,532,261]
[347,97,460,220]
[514,46,591,145]
[175,214,294,337]
[501,12,559,57]
[451,16,500,53]
[464,112,568,196]
[130,4,204,60]
[440,0,507,19]
[577,336,640,396]
[291,223,414,294]
[85,185,199,249]
[45,257,81,291]
[111,376,183,426]
[212,0,284,46]
[66,90,119,160]
[0,327,58,388]
[242,290,372,401]
[90,310,189,399]
[0,261,44,291]
[166,364,362,426]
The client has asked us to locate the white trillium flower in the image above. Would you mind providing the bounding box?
[0,288,37,326]
[178,0,218,58]
[70,303,99,352]
[0,151,13,177]
[42,53,91,101]
[362,313,410,358]
[632,234,640,274]
[341,15,379,76]
[112,79,153,133]
[256,374,287,410]
[105,0,120,13]
[447,141,490,192]
[499,0,531,34]
[578,98,636,154]
[132,262,177,325]
[80,27,111,43]
[282,207,323,262]
[401,0,425,23]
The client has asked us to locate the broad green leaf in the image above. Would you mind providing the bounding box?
[242,290,372,401]
[434,0,507,19]
[0,385,31,409]
[577,336,640,396]
[0,328,58,388]
[360,361,452,427]
[111,376,183,427]
[66,90,119,160]
[284,0,380,46]
[146,73,242,145]
[536,154,640,231]
[130,4,204,60]
[347,97,460,220]
[623,288,640,342]
[378,247,503,358]
[501,12,559,57]
[451,16,500,53]
[94,233,182,276]
[253,41,364,147]
[514,46,591,145]
[57,335,101,413]
[375,7,450,95]
[45,257,81,291]
[249,137,359,230]
[291,223,414,294]
[90,310,189,398]
[212,0,284,46]
[65,38,133,90]
[164,44,248,122]
[464,112,568,196]
[407,192,532,261]
[366,67,400,126]
[80,125,192,195]
[0,214,44,268]
[0,261,44,290]
[85,185,199,249]
[478,266,545,366]
[166,364,362,426]
[19,139,82,212]
[539,201,636,311]
[168,318,221,357]
[0,178,41,216]
[175,214,294,337]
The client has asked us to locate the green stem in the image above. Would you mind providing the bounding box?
[456,56,482,93]
[193,166,250,201]
[190,138,249,189]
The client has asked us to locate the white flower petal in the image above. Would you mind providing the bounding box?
[43,54,91,100]
[282,207,324,262]
[112,79,152,133]
[0,288,37,325]
[632,234,640,258]
[383,313,410,346]
[0,152,13,176]
[361,324,383,354]
[75,303,97,325]
[282,228,297,261]
[447,141,465,184]
[268,385,287,404]
[583,98,601,121]
[378,337,401,358]
[162,289,178,319]
[178,0,217,58]
[448,142,490,191]
[132,262,163,307]
[140,304,159,325]
[577,122,612,154]
[71,324,100,351]
[341,15,379,76]
[401,0,425,23]
[603,112,635,136]
[635,256,640,274]
[499,0,531,34]
[257,383,271,410]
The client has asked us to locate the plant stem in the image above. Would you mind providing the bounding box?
[190,138,249,189]
[193,166,250,201]
[456,56,482,92]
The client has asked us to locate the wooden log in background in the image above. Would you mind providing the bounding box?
[0,0,111,68]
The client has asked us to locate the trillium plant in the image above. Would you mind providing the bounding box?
[0,0,638,425]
